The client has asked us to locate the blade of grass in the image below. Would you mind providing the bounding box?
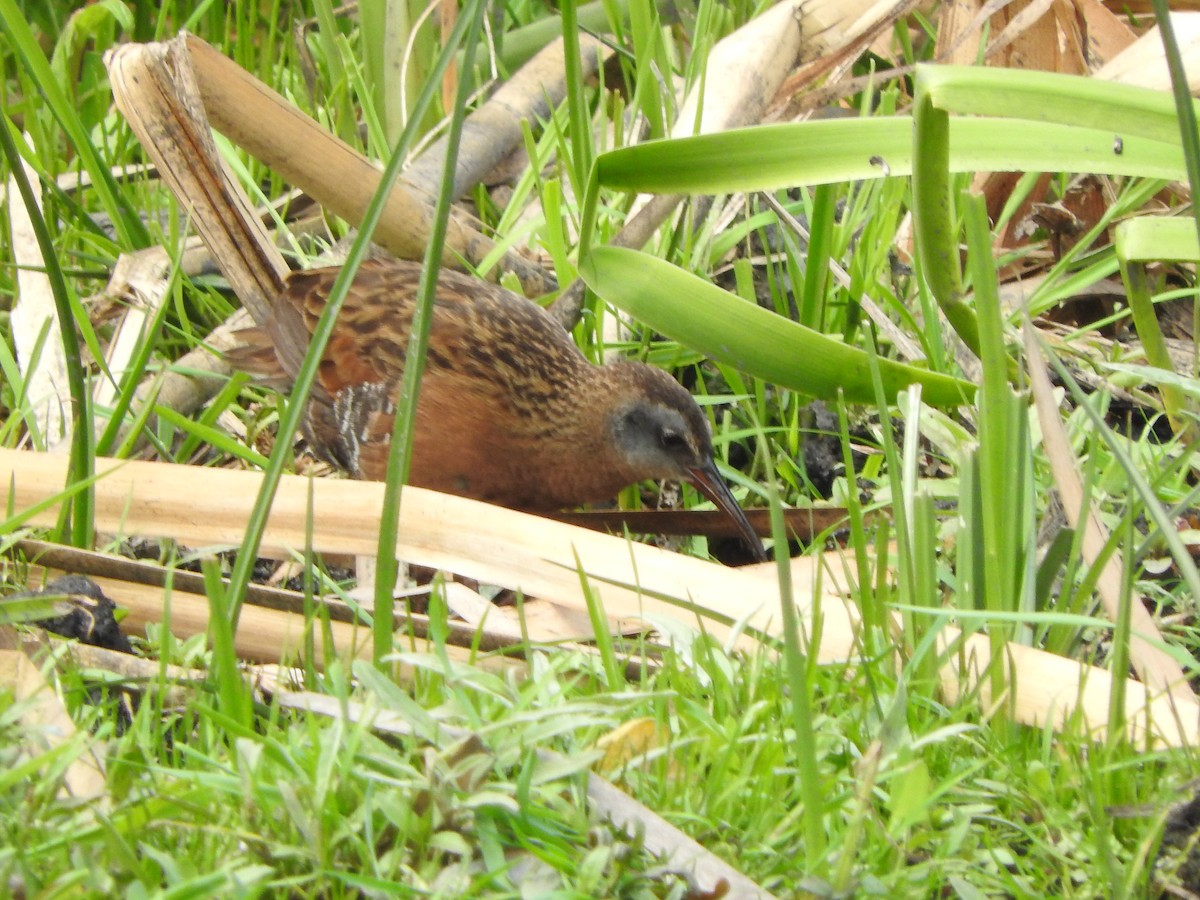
[560,2,594,202]
[575,548,622,690]
[764,439,827,873]
[204,557,251,727]
[915,62,1200,145]
[1149,0,1200,382]
[912,74,981,361]
[1116,251,1186,431]
[373,0,488,666]
[965,190,1030,722]
[0,109,93,547]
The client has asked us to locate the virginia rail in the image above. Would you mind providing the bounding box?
[232,259,763,558]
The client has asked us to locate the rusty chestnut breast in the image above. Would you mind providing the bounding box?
[233,259,762,555]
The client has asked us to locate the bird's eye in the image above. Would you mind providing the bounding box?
[659,428,688,451]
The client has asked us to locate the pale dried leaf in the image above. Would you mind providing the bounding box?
[93,263,170,413]
[1095,12,1200,90]
[1023,323,1194,703]
[8,150,69,449]
[0,627,107,802]
[3,448,1199,747]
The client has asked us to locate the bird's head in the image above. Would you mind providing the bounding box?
[606,363,764,561]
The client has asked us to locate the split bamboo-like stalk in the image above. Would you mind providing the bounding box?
[107,36,287,325]
[101,29,585,442]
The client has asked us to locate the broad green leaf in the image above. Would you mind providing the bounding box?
[579,247,975,407]
[595,117,1182,195]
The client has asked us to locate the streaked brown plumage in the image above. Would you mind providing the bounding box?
[232,259,762,558]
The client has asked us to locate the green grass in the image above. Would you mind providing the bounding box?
[2,1,1200,896]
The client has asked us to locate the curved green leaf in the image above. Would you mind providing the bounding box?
[916,63,1191,145]
[579,247,975,407]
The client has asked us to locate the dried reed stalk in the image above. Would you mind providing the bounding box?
[3,447,1196,749]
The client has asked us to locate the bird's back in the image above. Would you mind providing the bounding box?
[276,260,587,406]
[234,259,603,504]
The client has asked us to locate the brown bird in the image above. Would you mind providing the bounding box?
[231,259,763,559]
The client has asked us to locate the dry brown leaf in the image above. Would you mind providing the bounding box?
[594,716,669,775]
[1074,0,1140,70]
[938,0,1088,73]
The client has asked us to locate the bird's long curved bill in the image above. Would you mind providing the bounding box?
[688,461,765,562]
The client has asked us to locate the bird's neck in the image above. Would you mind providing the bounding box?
[516,364,642,508]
